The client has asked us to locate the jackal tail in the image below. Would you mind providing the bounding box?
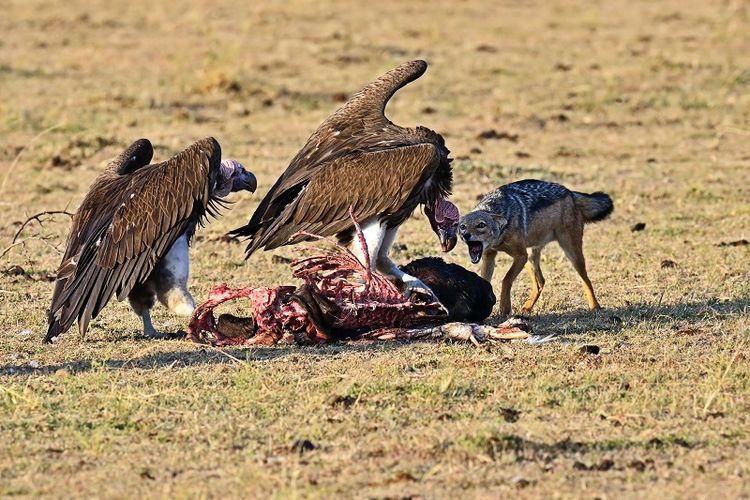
[573,191,613,223]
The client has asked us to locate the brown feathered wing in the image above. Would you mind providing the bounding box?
[46,137,223,341]
[231,59,451,254]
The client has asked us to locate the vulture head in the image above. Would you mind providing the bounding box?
[214,159,257,197]
[425,197,460,252]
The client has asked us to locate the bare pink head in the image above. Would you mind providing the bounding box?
[425,197,460,252]
[214,159,257,197]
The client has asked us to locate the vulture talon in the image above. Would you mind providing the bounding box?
[401,276,439,304]
[405,287,437,303]
[143,330,170,340]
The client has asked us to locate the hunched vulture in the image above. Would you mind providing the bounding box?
[230,60,459,298]
[46,137,256,342]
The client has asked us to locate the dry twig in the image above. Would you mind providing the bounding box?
[13,210,73,243]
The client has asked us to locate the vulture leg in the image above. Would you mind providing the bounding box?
[127,281,162,338]
[141,310,158,338]
[154,235,196,316]
[376,227,437,301]
[348,216,386,272]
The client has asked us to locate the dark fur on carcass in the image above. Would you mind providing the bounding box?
[216,314,255,339]
[400,257,496,322]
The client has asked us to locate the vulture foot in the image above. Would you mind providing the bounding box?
[139,310,180,340]
[140,311,160,339]
[143,326,170,340]
[400,274,439,303]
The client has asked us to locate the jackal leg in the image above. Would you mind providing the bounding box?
[558,229,601,310]
[499,251,528,316]
[479,249,498,282]
[522,246,545,313]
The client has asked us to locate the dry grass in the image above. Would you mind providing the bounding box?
[1,0,749,497]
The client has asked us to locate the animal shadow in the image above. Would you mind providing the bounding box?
[521,296,749,338]
[0,340,409,377]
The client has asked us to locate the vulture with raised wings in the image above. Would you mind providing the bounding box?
[46,137,256,342]
[230,60,458,297]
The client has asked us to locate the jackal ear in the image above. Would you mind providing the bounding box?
[488,213,508,232]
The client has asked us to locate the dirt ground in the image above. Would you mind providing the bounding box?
[1,0,749,497]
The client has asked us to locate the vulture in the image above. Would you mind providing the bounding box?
[230,60,458,298]
[46,137,256,342]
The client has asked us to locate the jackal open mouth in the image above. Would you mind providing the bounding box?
[467,241,483,264]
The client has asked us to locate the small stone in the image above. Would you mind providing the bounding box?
[510,475,530,488]
[500,407,520,423]
[476,129,519,142]
[717,239,749,247]
[29,360,39,369]
[3,265,25,276]
[631,222,646,232]
[579,345,600,355]
[290,439,316,455]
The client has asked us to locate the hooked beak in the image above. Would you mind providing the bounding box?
[438,228,457,252]
[233,170,257,193]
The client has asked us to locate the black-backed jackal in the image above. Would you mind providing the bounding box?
[458,179,613,315]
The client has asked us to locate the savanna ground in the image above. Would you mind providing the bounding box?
[1,0,749,497]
